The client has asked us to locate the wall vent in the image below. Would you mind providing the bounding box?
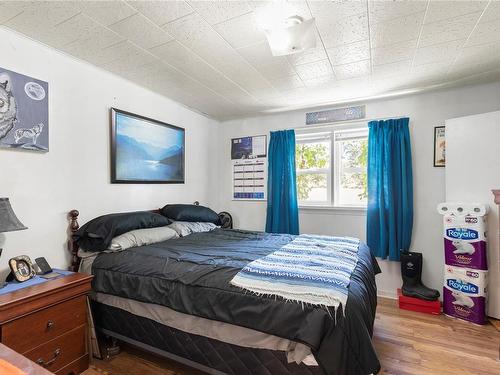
[306,105,365,125]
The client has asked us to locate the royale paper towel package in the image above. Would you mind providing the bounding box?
[443,265,488,325]
[437,203,488,270]
[443,215,487,270]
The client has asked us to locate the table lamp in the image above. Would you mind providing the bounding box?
[0,198,27,288]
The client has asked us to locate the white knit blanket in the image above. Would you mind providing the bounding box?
[231,234,360,313]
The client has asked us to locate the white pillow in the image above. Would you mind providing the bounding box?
[168,221,218,237]
[108,226,179,251]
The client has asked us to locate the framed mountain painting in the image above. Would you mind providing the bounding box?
[0,66,48,152]
[110,108,185,183]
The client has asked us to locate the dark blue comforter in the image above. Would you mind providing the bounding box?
[91,229,381,375]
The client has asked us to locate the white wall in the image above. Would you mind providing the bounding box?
[0,28,219,278]
[218,82,500,298]
[446,110,500,318]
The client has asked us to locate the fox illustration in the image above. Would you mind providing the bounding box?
[0,73,17,141]
[14,123,44,145]
[452,240,475,255]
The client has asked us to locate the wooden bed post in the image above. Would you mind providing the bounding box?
[68,209,80,272]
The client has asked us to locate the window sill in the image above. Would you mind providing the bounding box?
[299,205,367,215]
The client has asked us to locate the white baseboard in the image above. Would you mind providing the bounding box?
[377,289,398,300]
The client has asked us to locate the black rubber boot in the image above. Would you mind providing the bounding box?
[401,251,440,301]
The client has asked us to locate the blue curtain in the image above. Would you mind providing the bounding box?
[366,118,413,261]
[265,129,299,235]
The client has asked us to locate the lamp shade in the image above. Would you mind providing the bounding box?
[0,198,27,233]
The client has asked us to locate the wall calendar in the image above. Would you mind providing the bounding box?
[231,135,267,201]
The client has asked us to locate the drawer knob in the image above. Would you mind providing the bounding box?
[36,348,61,367]
[46,320,55,329]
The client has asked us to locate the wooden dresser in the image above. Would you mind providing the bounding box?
[0,273,93,374]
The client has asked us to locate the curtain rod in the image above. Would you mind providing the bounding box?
[294,115,410,132]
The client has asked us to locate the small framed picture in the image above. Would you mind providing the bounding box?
[434,126,445,167]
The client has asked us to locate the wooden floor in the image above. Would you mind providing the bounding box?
[84,298,500,375]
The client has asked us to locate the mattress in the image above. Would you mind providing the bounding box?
[89,229,381,375]
[92,301,325,375]
[94,292,318,366]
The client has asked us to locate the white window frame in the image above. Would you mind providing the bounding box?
[296,122,368,210]
[296,132,332,206]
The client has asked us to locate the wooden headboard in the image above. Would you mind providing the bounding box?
[67,207,233,272]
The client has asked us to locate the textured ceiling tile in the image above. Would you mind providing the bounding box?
[294,59,333,81]
[372,60,411,78]
[125,60,171,80]
[150,40,248,95]
[286,42,328,66]
[127,0,194,26]
[3,0,500,119]
[424,0,488,24]
[370,12,424,48]
[449,60,500,79]
[188,0,252,25]
[60,29,125,61]
[165,12,260,83]
[414,39,464,66]
[255,60,297,80]
[309,0,367,20]
[81,27,125,50]
[220,64,274,91]
[368,0,427,24]
[0,3,24,24]
[410,60,452,77]
[236,41,278,67]
[214,11,265,48]
[109,13,173,49]
[90,41,144,66]
[466,19,500,47]
[317,13,369,48]
[78,0,137,26]
[371,39,417,66]
[101,49,159,75]
[481,1,500,23]
[334,59,371,80]
[149,41,186,62]
[4,1,79,30]
[419,12,481,48]
[456,41,500,66]
[249,87,282,100]
[163,12,216,49]
[302,75,337,88]
[54,13,102,45]
[327,40,370,66]
[269,75,304,91]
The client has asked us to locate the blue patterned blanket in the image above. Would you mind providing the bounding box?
[230,234,360,312]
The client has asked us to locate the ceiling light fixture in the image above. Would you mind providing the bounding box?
[263,15,316,57]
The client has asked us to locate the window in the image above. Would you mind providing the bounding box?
[296,125,368,208]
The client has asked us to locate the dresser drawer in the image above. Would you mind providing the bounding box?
[2,296,87,354]
[23,325,87,373]
[56,354,89,375]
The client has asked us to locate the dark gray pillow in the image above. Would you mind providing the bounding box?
[160,204,219,224]
[73,211,171,251]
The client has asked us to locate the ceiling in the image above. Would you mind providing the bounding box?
[1,1,500,120]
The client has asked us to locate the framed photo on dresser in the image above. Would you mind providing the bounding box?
[110,108,185,183]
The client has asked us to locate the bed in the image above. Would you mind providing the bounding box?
[67,209,381,375]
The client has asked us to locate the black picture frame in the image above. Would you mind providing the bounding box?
[434,126,445,167]
[110,108,185,184]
